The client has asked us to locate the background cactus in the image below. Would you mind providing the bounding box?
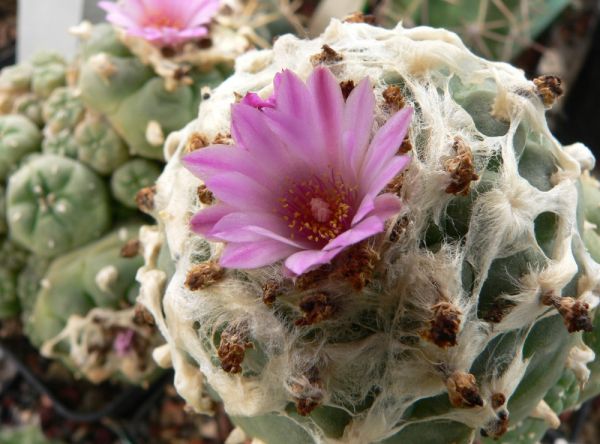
[137,20,600,443]
[375,0,572,61]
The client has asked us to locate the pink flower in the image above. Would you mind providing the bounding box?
[98,0,221,47]
[113,329,136,356]
[184,67,412,276]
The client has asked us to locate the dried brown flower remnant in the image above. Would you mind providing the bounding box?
[134,303,156,327]
[446,371,484,408]
[185,261,225,291]
[213,133,233,145]
[196,184,214,205]
[399,136,412,154]
[310,45,343,66]
[340,80,355,100]
[262,280,280,306]
[291,367,324,416]
[331,243,379,291]
[533,75,563,108]
[185,132,208,153]
[542,292,593,333]
[491,392,506,409]
[217,326,253,374]
[120,239,140,258]
[444,136,479,195]
[136,185,156,214]
[295,293,338,326]
[384,173,404,195]
[343,11,376,24]
[422,301,462,348]
[383,85,405,111]
[481,410,510,438]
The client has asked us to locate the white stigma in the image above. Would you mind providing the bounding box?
[310,197,331,223]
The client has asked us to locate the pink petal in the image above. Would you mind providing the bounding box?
[241,92,276,109]
[99,2,139,28]
[231,104,298,174]
[284,247,344,276]
[360,107,413,182]
[262,109,324,171]
[210,212,303,247]
[220,240,298,268]
[175,27,209,40]
[353,155,410,224]
[190,204,234,238]
[273,70,313,118]
[205,172,273,211]
[369,193,403,220]
[307,67,345,168]
[182,145,277,187]
[323,215,384,251]
[187,0,221,26]
[343,78,374,176]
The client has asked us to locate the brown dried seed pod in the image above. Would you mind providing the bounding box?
[383,85,405,111]
[291,367,324,416]
[491,392,506,409]
[444,136,479,196]
[135,185,157,214]
[533,75,563,108]
[310,44,343,66]
[446,371,484,408]
[541,292,593,333]
[185,132,208,153]
[133,303,156,327]
[339,80,355,100]
[213,132,233,145]
[295,292,338,326]
[185,261,225,291]
[196,184,214,205]
[331,243,379,291]
[262,280,280,307]
[421,301,462,348]
[217,326,253,374]
[343,11,376,24]
[120,239,140,258]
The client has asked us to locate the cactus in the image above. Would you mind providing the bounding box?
[77,23,226,160]
[42,86,85,133]
[0,114,42,180]
[74,113,130,175]
[376,0,571,61]
[6,154,111,257]
[137,20,600,443]
[26,225,160,384]
[111,158,162,208]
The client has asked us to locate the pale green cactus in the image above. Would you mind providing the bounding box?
[26,225,161,384]
[42,86,85,133]
[77,24,226,160]
[13,93,44,126]
[74,114,130,175]
[42,128,79,158]
[376,0,571,61]
[0,114,42,180]
[137,21,600,444]
[6,154,111,257]
[30,52,68,99]
[110,158,162,209]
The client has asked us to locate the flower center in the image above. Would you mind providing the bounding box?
[279,171,356,246]
[145,15,183,29]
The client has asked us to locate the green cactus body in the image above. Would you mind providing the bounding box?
[29,225,160,384]
[78,24,225,160]
[376,0,571,61]
[6,154,111,257]
[13,93,44,126]
[30,53,67,99]
[0,114,42,180]
[110,158,162,208]
[136,21,600,444]
[42,87,85,133]
[42,128,79,158]
[74,115,130,175]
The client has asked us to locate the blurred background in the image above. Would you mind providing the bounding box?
[1,0,600,443]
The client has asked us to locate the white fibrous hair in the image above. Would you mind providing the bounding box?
[137,20,600,443]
